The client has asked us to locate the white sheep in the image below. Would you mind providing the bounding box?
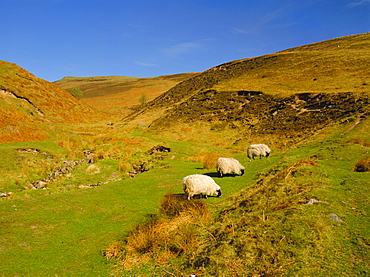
[183,174,222,200]
[247,144,271,161]
[216,157,245,177]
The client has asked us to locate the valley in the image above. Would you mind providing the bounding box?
[0,33,369,276]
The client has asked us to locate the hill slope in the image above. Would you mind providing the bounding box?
[0,34,369,277]
[0,61,95,143]
[54,73,199,116]
[126,33,370,144]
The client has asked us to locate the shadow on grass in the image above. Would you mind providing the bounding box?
[203,172,243,178]
[166,192,218,200]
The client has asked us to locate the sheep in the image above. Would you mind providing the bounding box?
[183,174,222,200]
[247,144,271,161]
[216,157,245,177]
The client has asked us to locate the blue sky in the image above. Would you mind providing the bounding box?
[1,0,369,81]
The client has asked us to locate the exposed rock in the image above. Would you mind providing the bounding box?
[33,181,47,189]
[305,198,328,205]
[15,148,40,153]
[83,149,95,163]
[30,158,86,189]
[330,213,343,222]
[148,145,171,154]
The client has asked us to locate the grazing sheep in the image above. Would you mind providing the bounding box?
[247,144,271,161]
[183,174,222,200]
[216,157,245,177]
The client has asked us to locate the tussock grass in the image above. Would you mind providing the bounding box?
[353,157,370,172]
[105,193,210,271]
[117,158,131,173]
[159,193,210,218]
[345,137,370,147]
[186,149,223,169]
[108,158,323,276]
[86,164,100,174]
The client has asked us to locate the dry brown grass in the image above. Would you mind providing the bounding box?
[0,60,97,144]
[117,160,129,173]
[353,157,370,172]
[179,158,321,276]
[1,61,95,122]
[159,193,210,218]
[0,106,49,143]
[54,128,144,161]
[283,159,318,179]
[55,73,198,116]
[212,34,370,98]
[103,240,126,260]
[345,137,370,147]
[105,193,210,270]
[186,149,223,170]
[86,164,100,174]
[107,158,320,276]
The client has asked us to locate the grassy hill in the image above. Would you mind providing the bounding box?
[134,33,369,109]
[54,73,198,117]
[125,33,369,149]
[0,61,96,143]
[0,33,369,276]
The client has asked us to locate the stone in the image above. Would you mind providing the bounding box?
[330,213,343,222]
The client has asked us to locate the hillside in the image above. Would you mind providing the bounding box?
[0,33,369,277]
[54,73,198,116]
[104,34,370,276]
[0,61,96,143]
[126,33,370,146]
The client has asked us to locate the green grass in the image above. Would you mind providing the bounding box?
[1,33,369,276]
[105,119,370,276]
[1,118,369,276]
[0,141,66,192]
[0,158,201,276]
[0,124,266,276]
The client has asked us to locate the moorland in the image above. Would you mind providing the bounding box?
[0,33,369,276]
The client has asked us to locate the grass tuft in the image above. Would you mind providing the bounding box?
[86,164,100,174]
[186,149,223,169]
[345,137,370,147]
[353,157,370,172]
[159,193,210,218]
[107,193,210,271]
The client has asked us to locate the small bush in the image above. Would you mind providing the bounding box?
[71,87,83,97]
[353,157,370,172]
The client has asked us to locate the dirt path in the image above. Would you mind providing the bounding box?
[341,115,363,135]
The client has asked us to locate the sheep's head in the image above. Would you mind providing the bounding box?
[217,189,222,197]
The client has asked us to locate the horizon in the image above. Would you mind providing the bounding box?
[2,0,369,82]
